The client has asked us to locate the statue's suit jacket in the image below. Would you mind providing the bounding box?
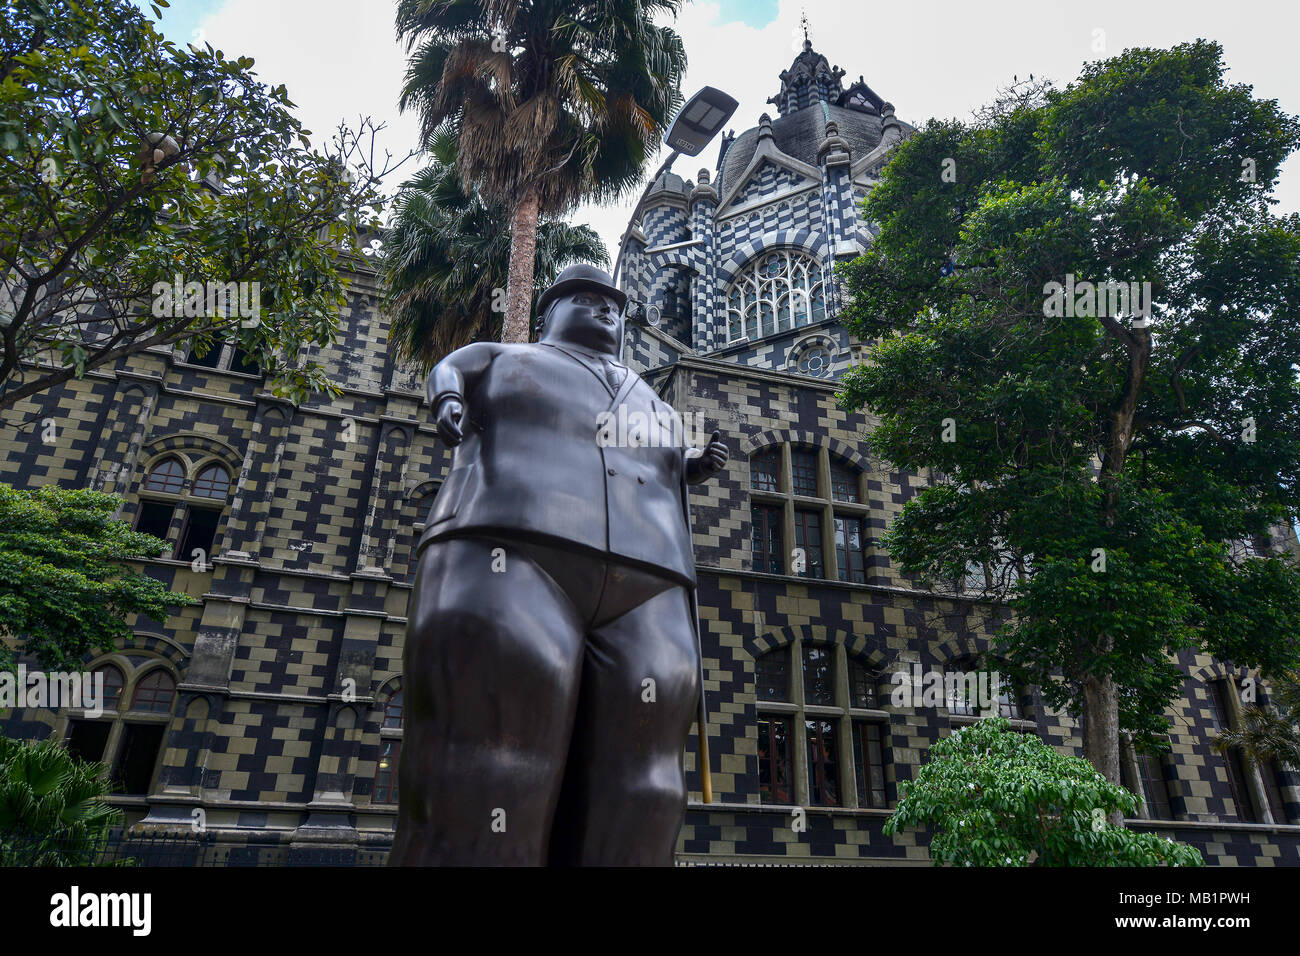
[418,339,697,586]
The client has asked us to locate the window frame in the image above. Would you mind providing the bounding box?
[753,639,891,810]
[748,443,870,583]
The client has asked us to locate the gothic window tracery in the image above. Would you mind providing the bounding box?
[726,249,827,343]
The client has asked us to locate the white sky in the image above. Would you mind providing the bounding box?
[168,0,1300,257]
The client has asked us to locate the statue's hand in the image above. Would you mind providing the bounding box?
[436,397,465,446]
[686,430,728,483]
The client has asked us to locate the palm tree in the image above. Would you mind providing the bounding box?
[395,0,687,342]
[1214,671,1300,771]
[0,737,123,866]
[382,127,607,372]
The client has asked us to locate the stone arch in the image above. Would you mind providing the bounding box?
[740,427,868,472]
[745,623,888,667]
[140,433,242,475]
[718,229,827,286]
[930,635,991,668]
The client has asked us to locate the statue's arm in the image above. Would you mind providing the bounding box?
[685,429,729,484]
[426,342,500,447]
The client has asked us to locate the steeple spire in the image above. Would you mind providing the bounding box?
[767,17,847,116]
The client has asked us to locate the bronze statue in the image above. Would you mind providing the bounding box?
[389,264,728,866]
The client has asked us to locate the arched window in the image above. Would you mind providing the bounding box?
[131,669,176,714]
[192,463,231,500]
[94,664,125,711]
[726,248,827,342]
[945,659,1024,721]
[133,455,232,564]
[374,685,404,805]
[383,689,404,730]
[144,457,186,494]
[753,641,889,809]
[63,657,178,797]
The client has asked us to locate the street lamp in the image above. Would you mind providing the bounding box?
[611,86,738,287]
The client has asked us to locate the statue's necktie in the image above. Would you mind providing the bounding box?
[602,357,627,393]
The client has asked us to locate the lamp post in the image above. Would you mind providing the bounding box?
[611,86,738,288]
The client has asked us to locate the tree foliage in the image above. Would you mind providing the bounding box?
[1214,670,1300,771]
[394,0,687,341]
[382,126,607,371]
[0,0,401,411]
[0,482,195,672]
[883,718,1204,866]
[0,736,123,866]
[838,42,1300,768]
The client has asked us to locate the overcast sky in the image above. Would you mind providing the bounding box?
[136,0,1300,258]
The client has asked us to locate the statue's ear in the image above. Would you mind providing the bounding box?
[533,301,550,337]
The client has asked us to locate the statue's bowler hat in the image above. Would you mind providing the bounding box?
[536,264,628,318]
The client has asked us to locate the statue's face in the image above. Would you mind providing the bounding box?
[541,288,624,353]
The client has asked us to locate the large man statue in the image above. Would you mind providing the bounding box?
[389,264,728,866]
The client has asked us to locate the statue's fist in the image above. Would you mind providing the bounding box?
[687,430,728,483]
[436,397,465,446]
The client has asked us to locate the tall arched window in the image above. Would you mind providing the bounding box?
[374,685,404,805]
[62,658,178,797]
[753,641,890,809]
[133,456,232,565]
[726,248,827,342]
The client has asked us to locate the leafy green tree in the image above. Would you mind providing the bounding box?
[383,127,607,371]
[0,482,196,672]
[838,42,1300,785]
[1214,670,1300,771]
[0,0,398,412]
[884,718,1203,866]
[395,0,686,342]
[0,736,123,866]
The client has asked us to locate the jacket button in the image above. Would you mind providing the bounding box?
[607,468,616,476]
[637,476,645,484]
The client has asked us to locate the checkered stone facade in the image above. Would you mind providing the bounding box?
[2,40,1298,867]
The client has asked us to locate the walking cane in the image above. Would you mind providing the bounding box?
[682,431,719,805]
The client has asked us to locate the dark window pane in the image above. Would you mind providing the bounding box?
[186,343,223,368]
[1224,747,1258,822]
[131,670,175,715]
[830,462,859,502]
[113,723,165,795]
[134,500,176,544]
[853,721,887,808]
[757,716,793,804]
[383,690,404,729]
[848,658,876,709]
[192,464,230,500]
[792,450,818,497]
[144,458,186,494]
[793,509,823,578]
[1137,753,1174,821]
[803,644,835,706]
[1263,763,1288,823]
[834,514,866,583]
[93,665,125,711]
[750,449,781,492]
[755,648,791,702]
[179,506,222,561]
[373,739,401,804]
[229,347,260,375]
[751,505,783,574]
[805,719,839,807]
[66,720,111,764]
[997,674,1022,718]
[1207,679,1232,732]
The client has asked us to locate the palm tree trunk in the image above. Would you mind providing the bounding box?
[502,184,541,343]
